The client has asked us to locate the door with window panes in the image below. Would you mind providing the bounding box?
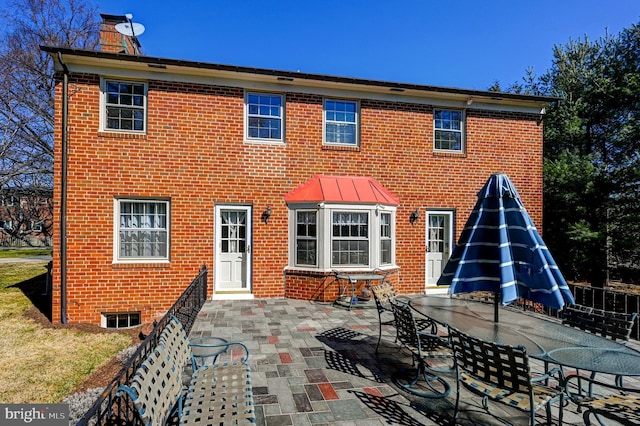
[426,211,453,286]
[215,206,252,292]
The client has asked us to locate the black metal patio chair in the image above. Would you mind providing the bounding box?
[369,281,438,353]
[448,326,564,426]
[562,304,637,343]
[390,300,452,398]
[564,374,640,426]
[559,304,638,387]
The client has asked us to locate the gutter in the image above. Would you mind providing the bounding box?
[58,51,69,324]
[39,46,559,105]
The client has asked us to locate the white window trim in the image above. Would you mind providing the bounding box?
[294,210,318,267]
[380,211,393,266]
[113,198,170,264]
[288,203,396,272]
[323,98,360,146]
[433,108,465,153]
[100,77,148,133]
[244,91,285,143]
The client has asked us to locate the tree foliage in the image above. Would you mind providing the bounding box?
[540,25,640,286]
[0,0,99,189]
[0,0,99,245]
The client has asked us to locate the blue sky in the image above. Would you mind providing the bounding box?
[96,1,639,91]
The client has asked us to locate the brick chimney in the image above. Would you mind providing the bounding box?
[99,13,141,54]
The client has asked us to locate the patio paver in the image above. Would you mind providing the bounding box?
[189,298,639,425]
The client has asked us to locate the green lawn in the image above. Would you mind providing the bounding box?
[0,248,52,258]
[0,261,130,403]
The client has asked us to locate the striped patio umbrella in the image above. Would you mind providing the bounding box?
[437,173,575,322]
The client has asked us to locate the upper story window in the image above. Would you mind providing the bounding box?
[324,99,358,146]
[434,109,464,152]
[1,195,17,206]
[103,79,147,133]
[115,199,169,262]
[246,92,284,142]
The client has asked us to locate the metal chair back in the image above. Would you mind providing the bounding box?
[370,281,397,353]
[448,326,563,425]
[563,303,638,343]
[390,300,452,398]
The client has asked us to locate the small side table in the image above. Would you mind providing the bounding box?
[332,271,387,310]
[189,336,229,369]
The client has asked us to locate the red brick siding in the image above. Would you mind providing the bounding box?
[51,74,543,324]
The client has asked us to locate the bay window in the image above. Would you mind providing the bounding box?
[290,204,395,271]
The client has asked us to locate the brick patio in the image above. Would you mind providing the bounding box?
[189,298,639,425]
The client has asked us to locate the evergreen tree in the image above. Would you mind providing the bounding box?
[541,25,640,286]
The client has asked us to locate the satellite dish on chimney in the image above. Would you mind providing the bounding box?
[114,14,145,54]
[115,21,145,37]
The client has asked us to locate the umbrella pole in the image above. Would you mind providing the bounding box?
[494,293,499,322]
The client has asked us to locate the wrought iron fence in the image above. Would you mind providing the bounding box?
[75,265,208,426]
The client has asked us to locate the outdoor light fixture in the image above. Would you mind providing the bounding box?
[410,209,420,226]
[261,205,272,224]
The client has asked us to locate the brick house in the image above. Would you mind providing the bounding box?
[0,187,53,247]
[42,15,551,326]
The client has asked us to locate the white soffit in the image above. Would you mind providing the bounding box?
[55,54,548,115]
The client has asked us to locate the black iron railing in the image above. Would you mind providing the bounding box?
[75,265,208,426]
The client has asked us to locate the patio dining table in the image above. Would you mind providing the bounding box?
[409,295,640,379]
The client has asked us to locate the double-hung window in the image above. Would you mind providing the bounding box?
[295,211,317,266]
[246,92,284,141]
[103,80,147,132]
[434,109,464,152]
[332,211,369,266]
[324,99,358,146]
[380,212,392,265]
[115,199,169,262]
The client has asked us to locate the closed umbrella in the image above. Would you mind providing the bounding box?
[437,173,575,321]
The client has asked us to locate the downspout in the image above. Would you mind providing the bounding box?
[57,51,69,324]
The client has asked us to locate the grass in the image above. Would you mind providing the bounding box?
[0,262,131,403]
[0,248,52,258]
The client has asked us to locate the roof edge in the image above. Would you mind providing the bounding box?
[41,46,559,104]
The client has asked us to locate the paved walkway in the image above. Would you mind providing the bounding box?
[189,298,639,425]
[0,255,52,263]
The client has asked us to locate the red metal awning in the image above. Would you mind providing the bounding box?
[284,175,399,205]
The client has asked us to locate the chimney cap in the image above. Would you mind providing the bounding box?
[100,13,128,23]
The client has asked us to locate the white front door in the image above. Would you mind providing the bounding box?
[215,206,252,294]
[426,210,453,287]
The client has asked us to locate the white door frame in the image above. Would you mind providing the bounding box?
[425,209,454,288]
[214,205,253,298]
